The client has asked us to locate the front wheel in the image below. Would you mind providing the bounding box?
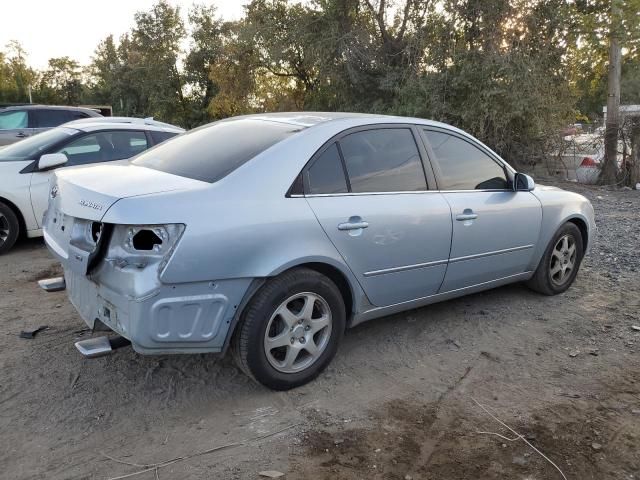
[232,268,346,390]
[527,222,584,295]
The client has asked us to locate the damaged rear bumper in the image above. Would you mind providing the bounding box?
[43,207,252,355]
[62,267,251,355]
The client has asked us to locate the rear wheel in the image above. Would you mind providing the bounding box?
[232,268,345,390]
[527,222,584,295]
[0,202,20,255]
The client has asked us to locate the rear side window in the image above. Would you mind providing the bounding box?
[339,128,426,193]
[34,109,73,128]
[133,119,300,183]
[67,111,90,121]
[424,130,508,190]
[306,143,348,195]
[150,130,179,144]
[0,110,27,129]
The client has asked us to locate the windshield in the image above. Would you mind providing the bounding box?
[132,119,302,183]
[0,127,77,162]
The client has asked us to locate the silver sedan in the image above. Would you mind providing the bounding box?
[42,113,595,390]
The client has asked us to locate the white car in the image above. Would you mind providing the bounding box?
[0,118,183,253]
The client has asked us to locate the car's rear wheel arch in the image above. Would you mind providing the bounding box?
[0,196,25,238]
[222,262,355,354]
[295,262,354,322]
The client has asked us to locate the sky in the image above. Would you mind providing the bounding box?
[0,0,247,69]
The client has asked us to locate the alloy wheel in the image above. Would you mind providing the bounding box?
[0,212,9,246]
[550,234,576,286]
[263,292,333,373]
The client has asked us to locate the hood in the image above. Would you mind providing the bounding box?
[533,183,562,192]
[53,163,208,221]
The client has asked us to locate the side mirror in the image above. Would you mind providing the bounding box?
[38,153,68,171]
[513,172,535,192]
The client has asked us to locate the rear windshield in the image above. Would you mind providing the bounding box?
[0,127,77,162]
[132,119,302,183]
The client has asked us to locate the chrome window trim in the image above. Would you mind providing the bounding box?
[302,188,514,198]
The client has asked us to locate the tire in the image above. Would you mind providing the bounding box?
[232,268,346,390]
[527,222,584,295]
[0,202,20,255]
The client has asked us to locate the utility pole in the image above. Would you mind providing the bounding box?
[601,0,622,184]
[631,116,640,189]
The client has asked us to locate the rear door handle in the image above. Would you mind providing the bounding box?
[15,132,27,138]
[338,221,369,231]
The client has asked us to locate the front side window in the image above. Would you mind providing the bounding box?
[306,143,348,195]
[424,130,508,190]
[133,119,301,183]
[57,131,149,166]
[0,110,28,129]
[0,127,76,162]
[339,128,426,193]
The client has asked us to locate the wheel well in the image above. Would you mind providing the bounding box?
[295,262,354,319]
[222,262,356,354]
[568,218,588,251]
[0,196,26,238]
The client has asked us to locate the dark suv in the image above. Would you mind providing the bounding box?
[0,105,102,146]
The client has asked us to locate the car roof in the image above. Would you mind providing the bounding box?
[64,118,184,134]
[0,104,101,115]
[237,111,463,132]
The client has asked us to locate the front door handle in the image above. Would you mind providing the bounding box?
[15,132,27,138]
[456,209,478,221]
[338,216,369,230]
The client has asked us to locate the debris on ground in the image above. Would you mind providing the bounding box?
[19,325,49,339]
[258,471,285,478]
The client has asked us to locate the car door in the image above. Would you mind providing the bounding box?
[305,126,452,307]
[421,128,542,292]
[0,109,34,145]
[29,130,149,227]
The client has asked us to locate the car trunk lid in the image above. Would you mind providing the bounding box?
[53,163,207,221]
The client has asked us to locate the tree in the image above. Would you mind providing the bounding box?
[38,57,83,104]
[0,41,38,103]
[183,4,228,125]
[602,0,623,185]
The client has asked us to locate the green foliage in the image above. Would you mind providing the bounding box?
[0,0,638,166]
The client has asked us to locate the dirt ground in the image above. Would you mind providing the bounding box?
[1,179,638,480]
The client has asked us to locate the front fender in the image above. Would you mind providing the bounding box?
[529,186,596,270]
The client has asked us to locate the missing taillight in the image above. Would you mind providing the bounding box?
[132,229,163,251]
[91,222,103,243]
